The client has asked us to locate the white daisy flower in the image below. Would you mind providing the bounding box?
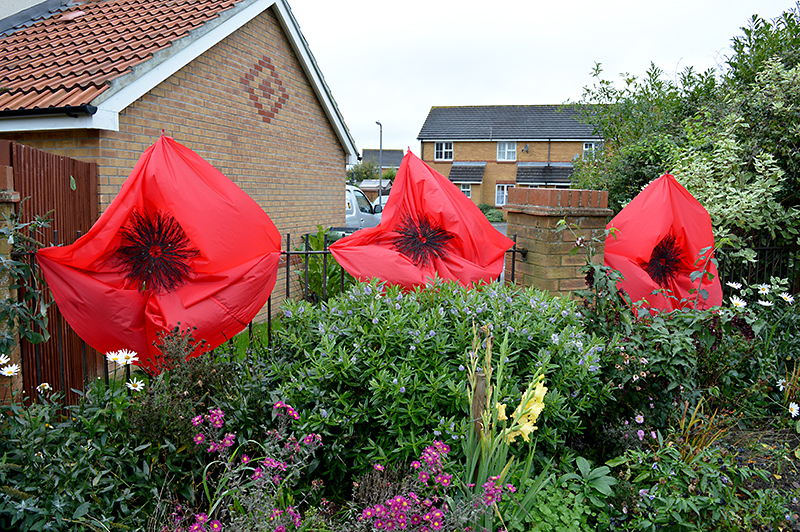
[777,378,787,392]
[0,354,9,366]
[757,300,774,307]
[730,295,747,308]
[790,402,800,418]
[126,378,145,392]
[757,284,771,295]
[105,351,121,363]
[780,292,795,304]
[118,349,139,366]
[726,282,742,290]
[1,364,20,377]
[36,382,52,393]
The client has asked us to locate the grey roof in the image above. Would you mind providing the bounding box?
[362,149,404,167]
[448,162,485,183]
[417,105,600,141]
[516,162,574,186]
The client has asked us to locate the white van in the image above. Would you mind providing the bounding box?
[346,185,382,229]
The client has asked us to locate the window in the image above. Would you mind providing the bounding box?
[354,188,373,213]
[434,142,453,161]
[497,141,516,161]
[460,183,471,198]
[495,184,514,206]
[583,142,597,159]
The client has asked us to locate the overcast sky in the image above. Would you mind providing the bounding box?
[289,1,795,157]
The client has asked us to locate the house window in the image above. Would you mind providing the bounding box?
[434,142,453,161]
[495,184,514,206]
[460,183,471,198]
[583,142,597,159]
[497,141,516,162]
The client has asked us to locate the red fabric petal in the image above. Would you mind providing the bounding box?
[604,173,723,312]
[331,151,514,289]
[36,136,281,371]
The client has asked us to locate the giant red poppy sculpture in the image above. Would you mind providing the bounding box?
[36,136,281,372]
[330,151,514,289]
[604,173,722,312]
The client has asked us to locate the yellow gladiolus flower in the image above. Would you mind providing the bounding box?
[497,402,507,421]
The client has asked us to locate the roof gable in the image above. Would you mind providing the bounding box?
[416,105,600,141]
[0,0,358,162]
[361,148,404,168]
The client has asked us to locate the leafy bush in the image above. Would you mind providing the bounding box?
[269,279,612,501]
[0,381,159,531]
[477,203,504,222]
[607,434,787,531]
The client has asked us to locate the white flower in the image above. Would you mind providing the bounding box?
[780,292,795,304]
[730,295,747,308]
[790,402,800,418]
[36,382,52,393]
[1,364,20,377]
[757,300,774,307]
[107,349,138,366]
[777,378,787,392]
[726,282,742,290]
[551,333,559,345]
[126,378,145,392]
[757,284,771,295]
[0,354,9,366]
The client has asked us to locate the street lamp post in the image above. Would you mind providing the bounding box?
[375,120,383,207]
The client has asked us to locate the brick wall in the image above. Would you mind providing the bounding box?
[0,6,348,315]
[504,187,612,297]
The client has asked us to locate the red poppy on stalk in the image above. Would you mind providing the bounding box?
[330,151,514,289]
[604,173,722,313]
[36,135,281,372]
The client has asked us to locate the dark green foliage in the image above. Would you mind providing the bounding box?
[295,226,355,303]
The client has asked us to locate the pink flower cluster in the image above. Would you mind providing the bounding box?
[192,407,225,429]
[273,400,300,420]
[359,441,455,531]
[412,440,452,488]
[191,407,236,453]
[161,509,222,532]
[360,493,446,531]
[482,476,503,506]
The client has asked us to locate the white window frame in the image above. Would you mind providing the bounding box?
[434,142,453,161]
[497,141,516,162]
[495,184,514,206]
[583,142,597,159]
[460,183,471,198]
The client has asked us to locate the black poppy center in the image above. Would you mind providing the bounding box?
[116,210,199,293]
[392,213,455,268]
[644,234,684,288]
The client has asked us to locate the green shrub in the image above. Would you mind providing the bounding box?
[477,203,504,222]
[268,279,612,501]
[607,435,787,531]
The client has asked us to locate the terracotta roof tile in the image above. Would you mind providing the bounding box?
[0,0,241,112]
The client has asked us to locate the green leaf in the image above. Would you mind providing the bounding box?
[576,456,591,477]
[72,501,90,520]
[69,175,76,190]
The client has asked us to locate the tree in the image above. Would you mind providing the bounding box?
[346,160,379,184]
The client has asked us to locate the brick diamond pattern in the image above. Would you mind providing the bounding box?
[240,55,289,124]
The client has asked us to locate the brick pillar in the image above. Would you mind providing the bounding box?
[0,161,21,402]
[504,188,612,297]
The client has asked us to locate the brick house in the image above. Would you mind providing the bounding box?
[0,0,358,238]
[416,105,601,208]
